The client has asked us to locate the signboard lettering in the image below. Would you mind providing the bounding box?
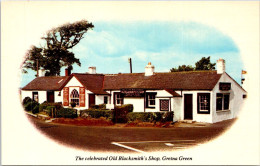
[219,82,231,91]
[121,89,145,97]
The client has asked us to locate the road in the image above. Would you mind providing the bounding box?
[27,115,235,153]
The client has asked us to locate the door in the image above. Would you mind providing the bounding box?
[89,94,95,108]
[184,94,193,120]
[47,91,54,103]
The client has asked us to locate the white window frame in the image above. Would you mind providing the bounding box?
[115,93,123,105]
[147,93,156,108]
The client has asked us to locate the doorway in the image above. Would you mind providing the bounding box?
[47,91,54,103]
[184,94,193,120]
[89,94,95,108]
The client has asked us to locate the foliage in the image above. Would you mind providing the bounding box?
[39,102,63,112]
[80,109,114,121]
[170,56,216,72]
[127,112,174,123]
[90,104,107,109]
[195,56,216,70]
[32,104,39,114]
[24,100,39,112]
[170,65,194,72]
[114,104,134,123]
[22,97,32,105]
[56,108,78,118]
[22,20,94,76]
[70,102,76,108]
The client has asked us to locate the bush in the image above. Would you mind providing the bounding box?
[39,102,63,112]
[24,100,39,112]
[127,112,174,123]
[22,97,32,106]
[114,104,134,123]
[32,104,39,114]
[56,108,77,118]
[80,109,114,120]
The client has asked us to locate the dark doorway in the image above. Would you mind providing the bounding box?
[89,94,95,108]
[184,94,193,120]
[47,91,55,103]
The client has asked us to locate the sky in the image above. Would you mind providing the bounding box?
[21,21,243,87]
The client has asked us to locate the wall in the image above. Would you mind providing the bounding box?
[179,90,213,123]
[211,73,247,123]
[21,90,47,104]
[124,97,144,112]
[172,97,182,122]
[54,91,62,103]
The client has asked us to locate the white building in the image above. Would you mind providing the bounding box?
[21,59,247,123]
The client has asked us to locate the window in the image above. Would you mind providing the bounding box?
[70,89,79,106]
[32,92,38,102]
[160,99,169,111]
[146,93,156,108]
[104,96,108,104]
[197,93,210,114]
[216,93,230,111]
[114,92,123,105]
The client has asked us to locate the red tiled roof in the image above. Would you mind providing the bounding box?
[22,76,71,91]
[103,71,222,90]
[73,73,108,95]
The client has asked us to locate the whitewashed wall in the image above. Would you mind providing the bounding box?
[179,90,213,123]
[212,73,247,123]
[124,97,144,112]
[21,90,47,104]
[54,91,62,103]
[172,97,182,122]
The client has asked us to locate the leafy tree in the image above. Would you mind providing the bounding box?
[170,65,194,72]
[170,56,216,72]
[22,20,94,76]
[195,56,216,70]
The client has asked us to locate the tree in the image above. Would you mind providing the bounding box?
[195,56,216,70]
[22,20,94,76]
[170,56,216,72]
[170,65,194,72]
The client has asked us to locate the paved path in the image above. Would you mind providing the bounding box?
[27,115,235,153]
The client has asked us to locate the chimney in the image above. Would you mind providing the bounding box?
[145,62,155,76]
[217,58,225,74]
[65,67,71,76]
[88,67,96,74]
[38,69,45,77]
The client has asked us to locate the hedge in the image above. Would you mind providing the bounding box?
[114,104,134,123]
[56,108,77,118]
[80,109,114,120]
[126,112,174,122]
[39,102,63,112]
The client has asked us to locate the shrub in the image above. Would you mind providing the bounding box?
[70,102,76,108]
[56,108,77,118]
[127,112,174,123]
[22,97,32,106]
[114,104,134,123]
[24,100,39,112]
[39,102,63,112]
[80,109,114,120]
[32,104,39,114]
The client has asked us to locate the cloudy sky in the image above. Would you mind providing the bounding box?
[21,21,243,87]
